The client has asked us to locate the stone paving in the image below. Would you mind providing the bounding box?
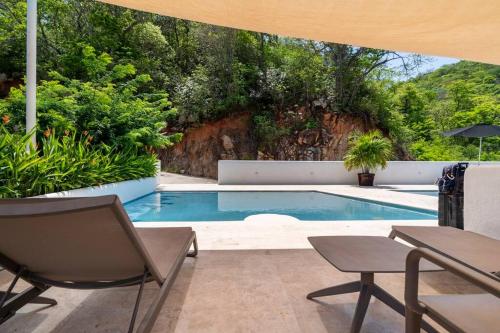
[2,249,473,333]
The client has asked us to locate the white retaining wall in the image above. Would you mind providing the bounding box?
[37,161,161,203]
[464,166,500,239]
[218,160,500,185]
[37,177,157,203]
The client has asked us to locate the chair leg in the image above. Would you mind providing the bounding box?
[307,281,361,299]
[0,292,56,305]
[26,295,57,305]
[128,269,149,333]
[135,243,190,333]
[405,305,423,333]
[187,235,198,258]
[350,282,373,333]
[0,267,24,308]
[1,266,55,325]
[0,287,48,324]
[388,230,397,239]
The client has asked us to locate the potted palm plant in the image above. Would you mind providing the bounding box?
[343,130,393,186]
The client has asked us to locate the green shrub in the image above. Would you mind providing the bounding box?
[344,130,393,174]
[0,44,180,150]
[305,118,319,130]
[253,114,290,150]
[0,126,157,198]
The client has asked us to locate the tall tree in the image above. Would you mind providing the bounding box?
[318,43,421,113]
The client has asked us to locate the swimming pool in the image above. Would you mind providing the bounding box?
[125,191,437,222]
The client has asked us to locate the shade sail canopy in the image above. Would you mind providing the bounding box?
[99,0,500,65]
[443,125,500,138]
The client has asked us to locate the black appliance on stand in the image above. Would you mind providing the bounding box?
[437,162,469,229]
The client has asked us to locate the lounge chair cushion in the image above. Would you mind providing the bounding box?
[420,293,500,332]
[0,196,193,284]
[136,227,194,281]
[0,202,147,282]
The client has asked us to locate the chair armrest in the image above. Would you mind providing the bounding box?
[405,247,500,315]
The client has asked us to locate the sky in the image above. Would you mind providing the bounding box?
[417,56,461,73]
[388,52,461,79]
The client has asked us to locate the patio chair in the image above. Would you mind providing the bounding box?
[405,247,500,333]
[0,195,198,333]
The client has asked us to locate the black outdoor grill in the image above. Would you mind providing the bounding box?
[437,162,468,229]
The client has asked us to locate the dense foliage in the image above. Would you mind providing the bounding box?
[0,44,181,149]
[396,62,500,160]
[0,126,157,198]
[0,0,499,162]
[344,130,393,174]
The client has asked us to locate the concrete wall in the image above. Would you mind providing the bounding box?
[36,177,157,203]
[218,160,500,185]
[464,166,500,239]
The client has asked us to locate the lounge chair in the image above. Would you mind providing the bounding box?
[405,247,500,333]
[0,195,198,333]
[390,225,500,273]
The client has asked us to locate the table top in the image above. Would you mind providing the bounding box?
[391,226,500,273]
[308,236,439,273]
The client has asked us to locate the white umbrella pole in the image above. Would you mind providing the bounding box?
[26,0,37,148]
[478,136,482,165]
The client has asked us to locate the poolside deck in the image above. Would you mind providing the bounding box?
[160,172,217,185]
[1,174,448,332]
[1,249,477,333]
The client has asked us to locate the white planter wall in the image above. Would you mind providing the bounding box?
[464,166,500,239]
[37,177,157,204]
[218,160,500,185]
[37,161,161,203]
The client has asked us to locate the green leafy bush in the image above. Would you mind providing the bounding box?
[0,44,181,149]
[0,127,157,198]
[305,118,319,130]
[253,114,290,150]
[174,65,214,124]
[395,62,500,161]
[344,130,393,174]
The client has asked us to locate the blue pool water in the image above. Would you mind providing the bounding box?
[125,191,437,222]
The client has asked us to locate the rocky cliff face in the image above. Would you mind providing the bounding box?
[159,113,256,178]
[160,108,405,179]
[261,110,376,160]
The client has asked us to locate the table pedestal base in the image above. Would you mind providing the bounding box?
[307,273,438,333]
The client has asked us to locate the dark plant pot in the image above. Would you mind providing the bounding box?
[358,173,375,186]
